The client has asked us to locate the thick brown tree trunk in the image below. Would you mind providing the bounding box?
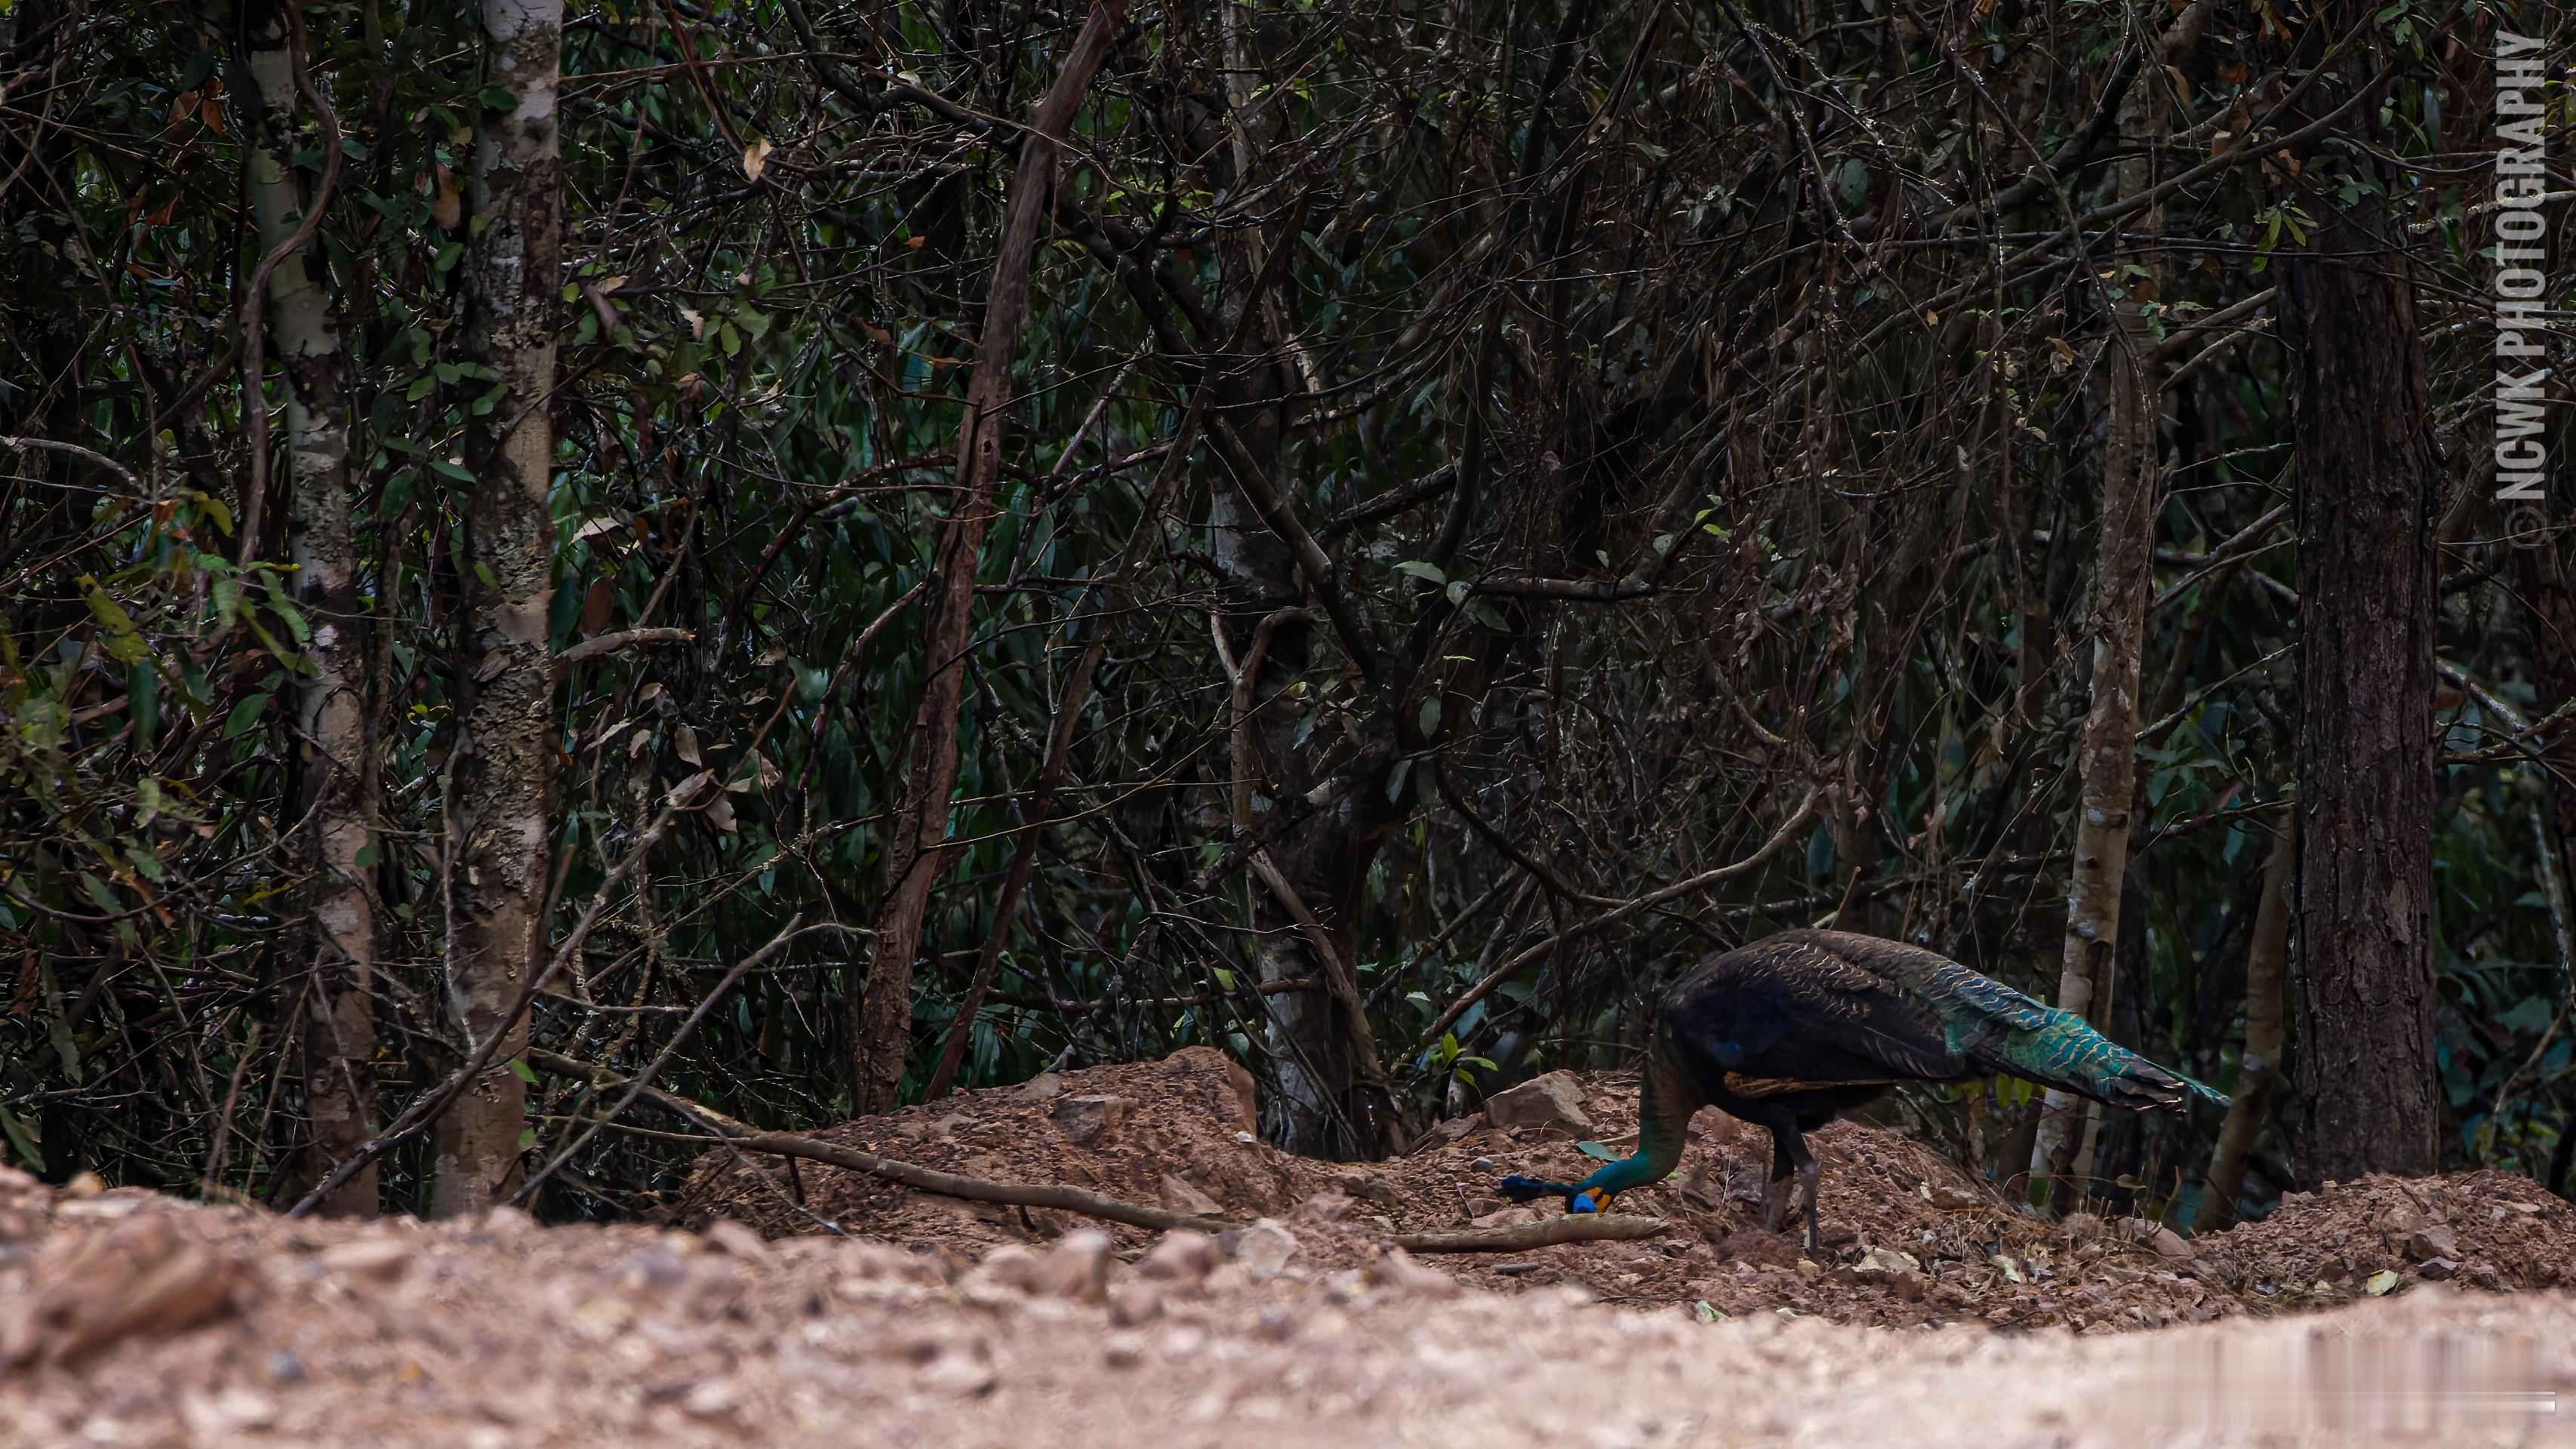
[435,0,563,1216]
[851,0,1128,1114]
[244,0,377,1217]
[2279,45,2442,1179]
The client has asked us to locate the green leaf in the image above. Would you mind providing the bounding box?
[479,84,519,112]
[223,691,272,738]
[1417,697,1441,737]
[0,1103,44,1175]
[509,1057,539,1085]
[1393,559,1445,586]
[1577,1140,1620,1161]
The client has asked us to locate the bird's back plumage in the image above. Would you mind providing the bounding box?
[1658,930,2225,1111]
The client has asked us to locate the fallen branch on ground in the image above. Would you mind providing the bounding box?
[528,1048,1240,1235]
[1391,1215,1668,1253]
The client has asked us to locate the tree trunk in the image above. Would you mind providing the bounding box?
[2280,44,2442,1180]
[245,0,376,1217]
[2196,822,2292,1232]
[435,0,564,1217]
[851,0,1128,1114]
[2028,61,2168,1207]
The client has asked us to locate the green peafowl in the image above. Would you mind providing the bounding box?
[1499,930,2227,1254]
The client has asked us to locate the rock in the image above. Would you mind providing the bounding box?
[2404,1225,2458,1262]
[959,1244,1045,1301]
[1298,1190,1355,1223]
[5,1215,242,1368]
[1336,1171,1398,1206]
[1030,1229,1112,1303]
[177,1388,279,1437]
[1371,1248,1458,1298]
[319,1235,414,1283]
[1857,1247,1922,1275]
[1017,1072,1066,1102]
[1233,1219,1298,1279]
[2363,1269,2402,1296]
[1159,1175,1223,1217]
[1136,1230,1220,1284]
[1481,1072,1593,1137]
[1053,1094,1131,1146]
[1107,1279,1165,1326]
[2147,1227,2193,1260]
[701,1219,768,1260]
[1887,1270,1926,1302]
[1927,1184,1984,1211]
[679,1380,739,1421]
[2418,1257,2460,1281]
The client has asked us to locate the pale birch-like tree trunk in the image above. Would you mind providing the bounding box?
[851,0,1128,1113]
[244,1,377,1217]
[2027,54,2172,1206]
[434,0,562,1216]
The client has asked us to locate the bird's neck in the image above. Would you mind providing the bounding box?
[1580,1043,1698,1195]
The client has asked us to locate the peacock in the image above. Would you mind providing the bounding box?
[1498,930,2227,1254]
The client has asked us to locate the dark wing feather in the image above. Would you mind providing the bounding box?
[1660,937,1967,1094]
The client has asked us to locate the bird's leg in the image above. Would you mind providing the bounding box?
[1799,1154,1823,1259]
[1762,1134,1796,1232]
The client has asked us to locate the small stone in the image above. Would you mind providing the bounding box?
[1794,1260,1820,1281]
[2363,1269,2402,1295]
[680,1380,739,1421]
[1135,1230,1220,1283]
[1233,1219,1298,1279]
[1053,1094,1131,1146]
[1159,1176,1223,1217]
[2403,1226,2458,1262]
[1030,1229,1112,1303]
[2147,1227,2193,1260]
[266,1349,306,1384]
[1888,1270,1926,1302]
[916,1347,997,1397]
[1857,1247,1922,1275]
[959,1244,1044,1302]
[1108,1279,1165,1326]
[1371,1248,1457,1298]
[702,1219,769,1260]
[2417,1257,2459,1281]
[1927,1184,1984,1211]
[1102,1331,1147,1368]
[1298,1190,1355,1223]
[319,1235,414,1283]
[1480,1072,1593,1137]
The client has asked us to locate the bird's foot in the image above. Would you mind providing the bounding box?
[1761,1175,1794,1233]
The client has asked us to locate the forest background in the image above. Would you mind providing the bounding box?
[1,0,2570,1227]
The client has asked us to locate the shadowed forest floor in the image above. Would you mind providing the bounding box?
[4,1054,2573,1447]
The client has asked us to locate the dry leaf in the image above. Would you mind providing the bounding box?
[742,137,772,182]
[674,723,702,766]
[432,165,463,231]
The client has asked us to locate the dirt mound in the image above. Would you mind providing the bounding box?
[5,1163,2574,1449]
[677,1053,2576,1333]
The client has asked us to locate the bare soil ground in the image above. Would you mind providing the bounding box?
[672,1048,2576,1331]
[3,1051,2571,1447]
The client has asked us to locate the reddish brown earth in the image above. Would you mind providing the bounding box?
[3,1051,2573,1447]
[674,1049,2576,1331]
